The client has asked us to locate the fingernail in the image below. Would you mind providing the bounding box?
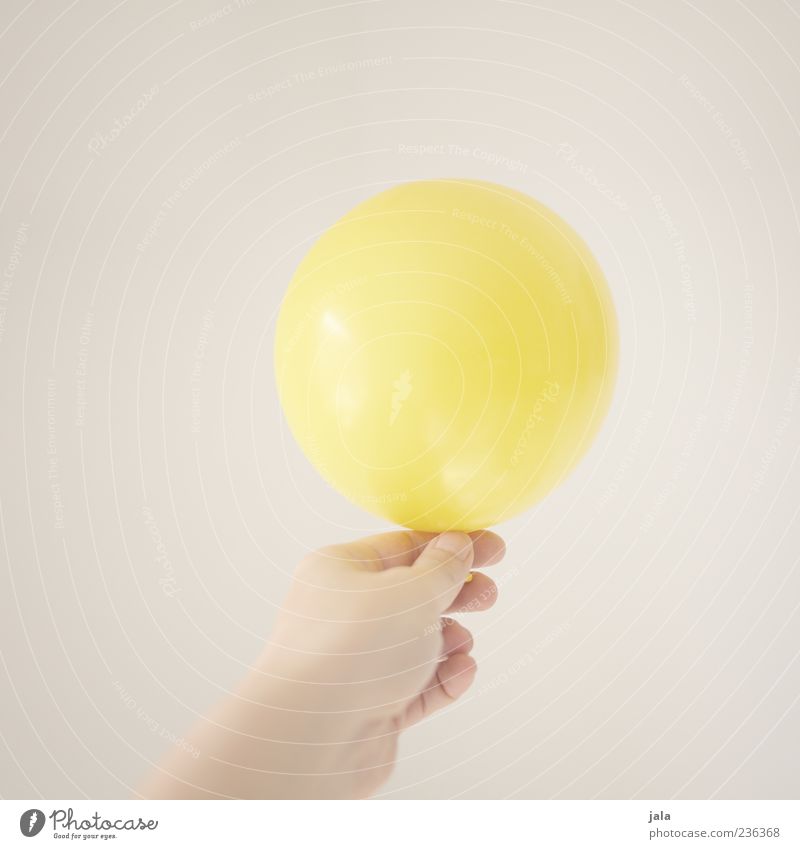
[432,531,471,558]
[464,572,474,583]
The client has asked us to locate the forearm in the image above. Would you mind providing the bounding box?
[138,665,372,800]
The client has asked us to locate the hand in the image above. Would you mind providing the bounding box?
[140,529,505,799]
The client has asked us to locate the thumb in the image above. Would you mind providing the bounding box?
[408,532,474,612]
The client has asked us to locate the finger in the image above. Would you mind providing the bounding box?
[405,532,474,612]
[446,572,499,613]
[326,530,435,572]
[402,653,477,727]
[318,529,505,572]
[440,617,473,656]
[468,530,506,568]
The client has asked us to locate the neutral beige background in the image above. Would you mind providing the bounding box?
[1,0,798,799]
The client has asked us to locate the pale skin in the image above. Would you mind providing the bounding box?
[139,529,505,799]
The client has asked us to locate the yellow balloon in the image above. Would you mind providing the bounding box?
[275,179,618,531]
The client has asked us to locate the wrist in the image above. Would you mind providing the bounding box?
[238,649,371,742]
